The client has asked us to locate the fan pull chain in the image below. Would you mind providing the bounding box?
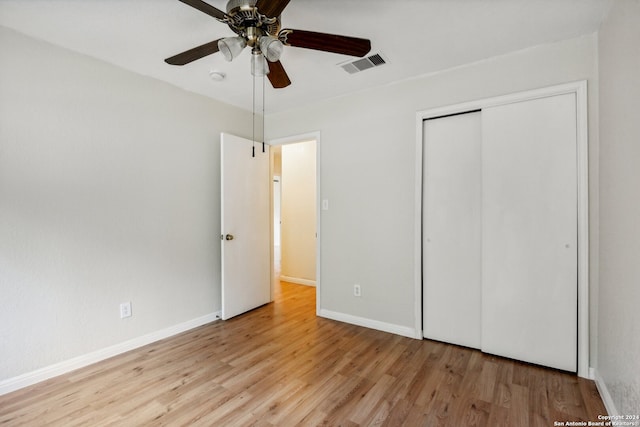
[252,70,256,158]
[262,73,266,153]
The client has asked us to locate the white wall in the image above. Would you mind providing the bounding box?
[0,27,251,384]
[597,0,640,414]
[268,35,600,341]
[280,141,316,283]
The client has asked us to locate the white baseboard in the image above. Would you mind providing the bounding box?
[0,311,221,396]
[280,275,316,287]
[593,368,619,416]
[319,309,418,339]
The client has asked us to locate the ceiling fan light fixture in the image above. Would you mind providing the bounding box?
[259,36,284,62]
[218,36,247,62]
[251,51,270,77]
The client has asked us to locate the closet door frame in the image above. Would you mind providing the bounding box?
[413,80,589,378]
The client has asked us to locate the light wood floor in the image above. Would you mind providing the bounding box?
[0,281,607,426]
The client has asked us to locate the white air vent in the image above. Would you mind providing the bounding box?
[340,53,387,74]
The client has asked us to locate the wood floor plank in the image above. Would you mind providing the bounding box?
[475,360,500,402]
[274,374,344,426]
[347,374,395,425]
[0,281,607,426]
[450,397,491,427]
[382,398,413,426]
[528,371,553,427]
[578,377,609,420]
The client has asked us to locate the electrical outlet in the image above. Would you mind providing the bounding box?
[353,284,361,297]
[120,302,132,319]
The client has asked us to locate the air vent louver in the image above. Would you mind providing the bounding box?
[340,53,386,74]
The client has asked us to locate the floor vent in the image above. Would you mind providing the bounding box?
[340,53,387,74]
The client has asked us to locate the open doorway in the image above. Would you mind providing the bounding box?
[270,134,319,313]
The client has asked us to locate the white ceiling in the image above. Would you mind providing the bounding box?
[0,0,611,114]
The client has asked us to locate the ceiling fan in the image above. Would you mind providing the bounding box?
[164,0,372,89]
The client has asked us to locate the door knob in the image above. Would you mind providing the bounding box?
[225,234,234,241]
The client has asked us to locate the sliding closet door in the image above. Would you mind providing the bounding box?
[423,111,482,349]
[481,94,578,371]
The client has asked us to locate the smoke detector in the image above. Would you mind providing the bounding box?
[209,70,227,81]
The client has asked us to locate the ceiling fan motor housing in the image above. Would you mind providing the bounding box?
[225,0,281,39]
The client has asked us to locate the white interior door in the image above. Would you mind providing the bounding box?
[221,133,271,320]
[481,94,578,371]
[422,111,482,349]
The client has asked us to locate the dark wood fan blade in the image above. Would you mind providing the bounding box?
[279,29,371,57]
[165,39,222,65]
[178,0,228,20]
[267,60,291,89]
[256,0,291,18]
